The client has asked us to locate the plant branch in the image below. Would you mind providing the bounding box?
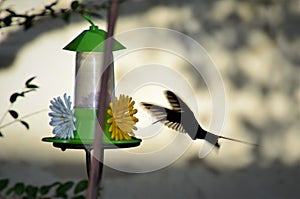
[0,109,47,129]
[0,77,39,135]
[0,103,12,126]
[0,0,128,30]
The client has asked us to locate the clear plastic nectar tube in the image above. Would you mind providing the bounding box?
[74,52,114,140]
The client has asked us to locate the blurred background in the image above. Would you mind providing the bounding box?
[0,0,299,198]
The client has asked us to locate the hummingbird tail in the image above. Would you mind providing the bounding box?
[218,136,258,146]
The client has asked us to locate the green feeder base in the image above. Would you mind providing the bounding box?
[42,136,142,149]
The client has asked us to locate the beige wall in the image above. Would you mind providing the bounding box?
[0,0,299,198]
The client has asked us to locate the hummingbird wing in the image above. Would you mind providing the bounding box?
[164,122,185,133]
[164,91,182,111]
[141,103,168,122]
[142,90,200,138]
[141,102,186,133]
[164,90,199,139]
[165,90,192,113]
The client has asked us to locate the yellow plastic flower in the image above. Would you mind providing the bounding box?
[107,95,139,141]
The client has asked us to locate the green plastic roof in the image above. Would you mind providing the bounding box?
[63,16,125,52]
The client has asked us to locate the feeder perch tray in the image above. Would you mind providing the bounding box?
[42,136,142,150]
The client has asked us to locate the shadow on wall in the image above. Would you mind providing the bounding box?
[101,160,300,198]
[1,0,299,69]
[1,158,299,198]
[0,1,299,197]
[0,16,78,69]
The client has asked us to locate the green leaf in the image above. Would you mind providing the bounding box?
[25,76,36,86]
[56,181,74,197]
[25,185,38,198]
[8,110,18,119]
[39,182,60,195]
[61,10,71,23]
[10,92,26,103]
[24,20,33,30]
[39,182,59,195]
[71,1,80,10]
[14,182,25,195]
[20,121,30,130]
[99,3,109,9]
[10,93,21,103]
[6,186,14,195]
[26,84,39,89]
[74,180,88,194]
[3,16,12,26]
[39,186,50,195]
[0,179,9,192]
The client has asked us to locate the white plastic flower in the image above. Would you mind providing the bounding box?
[49,93,76,139]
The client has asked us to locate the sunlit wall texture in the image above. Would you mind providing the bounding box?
[0,0,299,198]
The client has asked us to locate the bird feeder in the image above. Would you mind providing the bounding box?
[42,16,141,176]
[63,16,124,145]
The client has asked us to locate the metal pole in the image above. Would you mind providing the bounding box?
[87,0,119,198]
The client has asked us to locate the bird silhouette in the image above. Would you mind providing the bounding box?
[141,90,256,148]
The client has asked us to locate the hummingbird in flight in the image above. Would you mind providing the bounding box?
[141,90,256,148]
